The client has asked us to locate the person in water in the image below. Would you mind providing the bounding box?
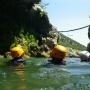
[10,46,25,66]
[49,44,67,65]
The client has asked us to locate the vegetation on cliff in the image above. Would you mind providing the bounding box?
[0,0,52,56]
[87,25,90,52]
[58,33,86,50]
[0,0,87,58]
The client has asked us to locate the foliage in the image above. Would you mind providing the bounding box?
[87,42,90,52]
[58,33,86,50]
[87,26,90,52]
[0,0,52,55]
[11,30,39,55]
[88,25,90,39]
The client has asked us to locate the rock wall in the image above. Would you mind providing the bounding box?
[87,26,90,52]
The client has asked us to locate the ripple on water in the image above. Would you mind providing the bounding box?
[0,57,90,90]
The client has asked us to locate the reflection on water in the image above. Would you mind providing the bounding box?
[0,57,90,90]
[0,64,27,90]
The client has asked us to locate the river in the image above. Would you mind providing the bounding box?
[0,57,90,90]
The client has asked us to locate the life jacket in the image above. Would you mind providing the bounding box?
[50,45,67,61]
[10,46,24,58]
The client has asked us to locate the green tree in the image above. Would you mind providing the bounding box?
[0,0,52,56]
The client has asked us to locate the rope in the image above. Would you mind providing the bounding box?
[60,25,89,32]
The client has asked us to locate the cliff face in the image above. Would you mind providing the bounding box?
[0,0,52,55]
[58,33,86,50]
[0,0,88,56]
[87,26,90,52]
[88,26,90,39]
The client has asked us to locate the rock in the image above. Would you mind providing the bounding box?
[77,51,90,61]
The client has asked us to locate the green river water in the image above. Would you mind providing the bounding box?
[0,57,90,90]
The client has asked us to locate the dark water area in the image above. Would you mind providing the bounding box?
[0,57,90,90]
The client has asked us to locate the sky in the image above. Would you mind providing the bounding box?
[42,0,90,46]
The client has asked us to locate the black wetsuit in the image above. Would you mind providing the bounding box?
[48,57,66,65]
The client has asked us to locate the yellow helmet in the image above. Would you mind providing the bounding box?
[50,45,67,60]
[10,46,24,58]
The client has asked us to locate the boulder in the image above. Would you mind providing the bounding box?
[78,51,90,61]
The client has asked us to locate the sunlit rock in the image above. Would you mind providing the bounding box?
[77,51,90,61]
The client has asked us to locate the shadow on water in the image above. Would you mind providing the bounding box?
[0,57,90,90]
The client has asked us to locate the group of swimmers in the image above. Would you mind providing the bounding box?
[9,44,68,66]
[9,44,90,66]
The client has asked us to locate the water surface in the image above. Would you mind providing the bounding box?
[0,57,90,90]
